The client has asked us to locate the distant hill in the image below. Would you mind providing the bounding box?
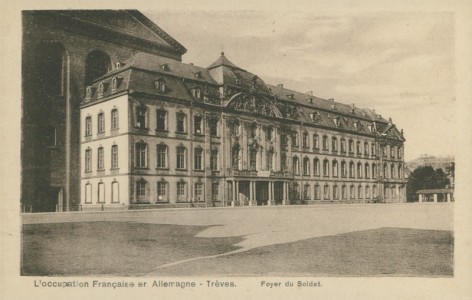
[406,155,454,170]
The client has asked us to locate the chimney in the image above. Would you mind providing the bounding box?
[328,98,334,101]
[389,117,392,123]
[277,84,284,89]
[306,91,313,96]
[189,63,194,66]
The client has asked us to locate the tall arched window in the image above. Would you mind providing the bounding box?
[341,161,347,177]
[281,153,287,171]
[313,134,319,149]
[85,50,111,85]
[231,144,240,170]
[250,149,258,171]
[357,162,363,178]
[349,161,355,178]
[332,137,338,152]
[332,160,339,177]
[35,42,68,97]
[303,157,310,175]
[313,158,320,176]
[372,163,378,178]
[293,156,300,175]
[323,159,330,177]
[365,163,370,179]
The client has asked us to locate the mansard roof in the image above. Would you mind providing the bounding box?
[84,51,403,140]
[207,52,244,70]
[208,52,271,94]
[124,52,217,84]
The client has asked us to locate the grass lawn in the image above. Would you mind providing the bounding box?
[21,222,243,276]
[22,222,453,277]
[153,227,453,277]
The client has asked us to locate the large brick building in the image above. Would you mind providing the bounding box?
[22,10,407,212]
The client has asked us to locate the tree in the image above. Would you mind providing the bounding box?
[406,166,450,201]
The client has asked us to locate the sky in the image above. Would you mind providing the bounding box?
[145,9,455,161]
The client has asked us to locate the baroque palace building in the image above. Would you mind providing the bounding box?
[22,10,406,212]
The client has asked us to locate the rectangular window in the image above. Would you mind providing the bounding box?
[98,113,105,133]
[194,115,203,134]
[210,119,218,136]
[111,145,118,169]
[322,136,329,150]
[157,182,167,201]
[177,182,185,196]
[85,149,92,172]
[85,184,92,203]
[97,147,104,170]
[303,184,310,200]
[98,183,105,203]
[194,183,203,201]
[302,133,308,148]
[111,109,119,130]
[135,143,147,168]
[323,185,330,200]
[177,182,186,202]
[176,147,186,169]
[250,150,257,171]
[135,106,147,129]
[85,116,92,136]
[112,181,119,203]
[212,182,219,200]
[194,148,203,170]
[176,113,186,133]
[333,186,339,200]
[314,185,320,200]
[364,142,369,155]
[211,150,218,171]
[156,110,167,131]
[156,144,167,168]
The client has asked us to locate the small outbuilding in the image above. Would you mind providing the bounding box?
[416,188,454,203]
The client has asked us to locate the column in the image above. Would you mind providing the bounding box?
[249,181,253,206]
[418,193,423,203]
[433,193,438,203]
[267,182,272,206]
[231,180,235,207]
[447,193,451,202]
[282,182,286,205]
[235,180,239,206]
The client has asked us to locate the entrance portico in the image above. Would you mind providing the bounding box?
[228,180,288,206]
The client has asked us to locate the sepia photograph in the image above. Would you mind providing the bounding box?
[2,0,472,299]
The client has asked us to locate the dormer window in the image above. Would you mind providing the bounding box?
[116,62,122,69]
[235,79,241,85]
[333,117,340,127]
[160,64,169,71]
[194,71,202,78]
[192,87,202,99]
[85,86,92,100]
[111,77,122,92]
[287,94,294,100]
[98,83,105,98]
[354,121,359,130]
[154,79,166,93]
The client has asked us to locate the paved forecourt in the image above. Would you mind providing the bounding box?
[22,203,453,252]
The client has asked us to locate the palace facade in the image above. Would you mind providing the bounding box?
[22,10,406,212]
